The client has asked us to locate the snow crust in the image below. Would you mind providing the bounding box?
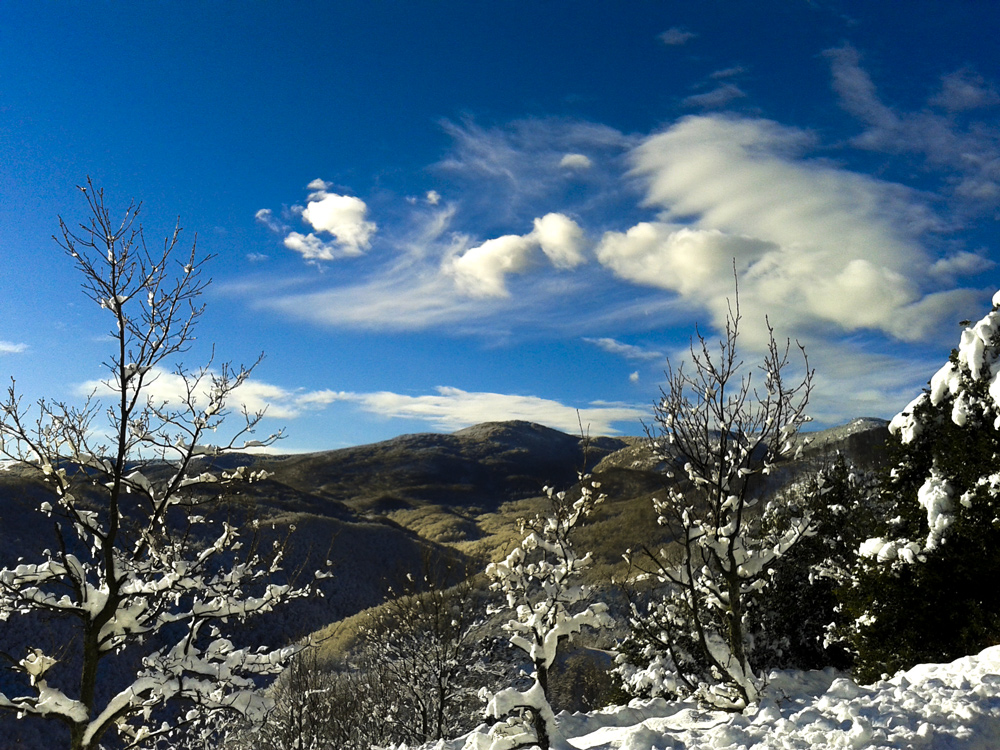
[434,645,1000,750]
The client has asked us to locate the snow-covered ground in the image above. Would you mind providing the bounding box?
[440,645,1000,749]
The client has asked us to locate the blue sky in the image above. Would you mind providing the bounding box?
[2,1,999,451]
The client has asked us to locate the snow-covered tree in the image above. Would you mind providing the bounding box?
[467,478,609,750]
[841,290,1000,681]
[618,297,813,710]
[226,649,354,750]
[0,182,324,749]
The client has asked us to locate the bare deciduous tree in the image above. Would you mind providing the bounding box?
[619,291,813,709]
[359,571,494,745]
[0,181,324,749]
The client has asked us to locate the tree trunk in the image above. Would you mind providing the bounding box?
[533,660,551,750]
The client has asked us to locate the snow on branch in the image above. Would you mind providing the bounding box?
[0,181,319,750]
[474,478,612,750]
[619,282,814,710]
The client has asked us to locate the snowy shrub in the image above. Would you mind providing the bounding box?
[474,478,612,750]
[221,571,508,750]
[617,295,813,710]
[840,291,1000,682]
[0,183,326,750]
[216,648,391,750]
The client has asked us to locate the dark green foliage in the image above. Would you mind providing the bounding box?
[839,314,1000,683]
[749,457,884,673]
[548,648,625,713]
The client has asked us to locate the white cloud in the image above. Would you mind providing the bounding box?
[426,190,442,205]
[445,213,585,297]
[299,184,375,254]
[0,341,27,354]
[259,180,376,262]
[77,368,303,421]
[930,251,995,280]
[249,205,548,331]
[248,110,986,386]
[659,27,696,46]
[629,371,639,383]
[598,223,774,301]
[584,337,663,362]
[683,84,747,109]
[560,153,592,169]
[448,233,537,297]
[283,231,351,261]
[931,69,1000,112]
[607,114,975,345]
[254,208,287,234]
[298,385,645,435]
[710,66,747,80]
[532,212,586,269]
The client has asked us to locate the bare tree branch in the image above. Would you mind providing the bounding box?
[0,182,320,750]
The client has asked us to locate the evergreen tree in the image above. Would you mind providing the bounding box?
[750,456,883,673]
[840,291,1000,682]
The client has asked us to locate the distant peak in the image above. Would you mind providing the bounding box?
[453,421,568,440]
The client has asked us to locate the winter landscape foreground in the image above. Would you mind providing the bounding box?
[443,645,1000,750]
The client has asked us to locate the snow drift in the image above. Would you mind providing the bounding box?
[422,644,1000,749]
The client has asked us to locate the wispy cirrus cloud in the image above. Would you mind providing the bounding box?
[77,367,304,421]
[78,367,644,436]
[435,117,637,226]
[245,97,994,427]
[583,337,663,362]
[710,66,747,80]
[243,118,642,334]
[683,83,747,110]
[659,27,697,46]
[826,44,1000,208]
[251,113,985,353]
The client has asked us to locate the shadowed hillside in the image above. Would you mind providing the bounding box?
[259,420,626,512]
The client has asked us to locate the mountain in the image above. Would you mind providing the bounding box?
[256,419,626,512]
[0,418,892,618]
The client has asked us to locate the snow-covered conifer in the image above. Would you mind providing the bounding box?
[842,290,1000,680]
[0,182,325,749]
[747,456,884,672]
